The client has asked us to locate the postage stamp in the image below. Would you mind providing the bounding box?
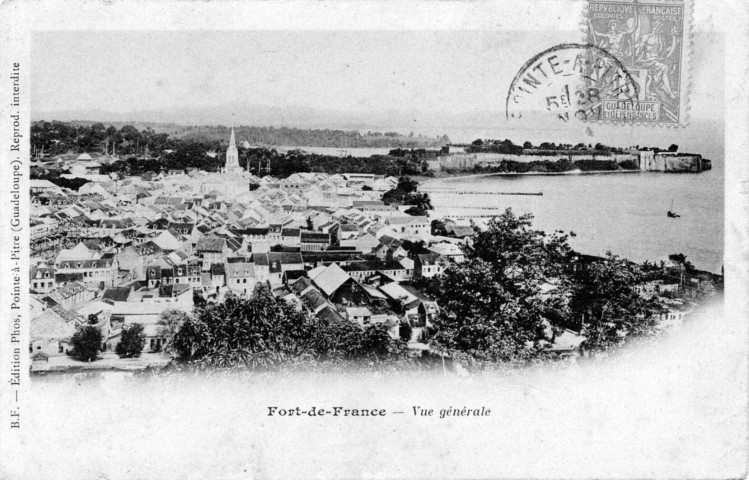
[585,0,692,125]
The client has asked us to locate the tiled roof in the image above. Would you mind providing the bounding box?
[268,252,303,265]
[417,254,441,266]
[312,263,351,297]
[102,287,132,302]
[196,236,226,253]
[31,309,75,339]
[316,306,345,324]
[226,262,255,278]
[343,260,405,272]
[301,232,330,243]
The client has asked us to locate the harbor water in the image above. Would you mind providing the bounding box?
[427,161,724,274]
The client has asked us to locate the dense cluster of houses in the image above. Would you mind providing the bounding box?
[29,142,713,370]
[29,146,477,368]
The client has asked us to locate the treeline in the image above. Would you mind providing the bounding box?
[466,138,627,154]
[465,138,679,155]
[31,121,177,157]
[93,147,427,178]
[243,149,426,178]
[464,158,639,174]
[466,138,524,154]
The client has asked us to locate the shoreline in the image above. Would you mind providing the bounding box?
[416,168,643,185]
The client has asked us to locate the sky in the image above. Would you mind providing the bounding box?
[31,28,724,151]
[32,30,569,114]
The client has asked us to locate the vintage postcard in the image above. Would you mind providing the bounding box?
[0,0,746,479]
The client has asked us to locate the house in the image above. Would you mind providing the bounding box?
[415,254,447,279]
[107,302,171,353]
[196,235,232,269]
[298,231,328,251]
[429,242,466,263]
[444,223,473,238]
[345,306,390,327]
[252,253,270,283]
[155,283,193,309]
[44,282,95,311]
[162,263,203,291]
[150,229,181,251]
[386,216,430,236]
[55,252,119,289]
[55,242,99,266]
[117,242,163,280]
[102,286,134,303]
[30,308,75,356]
[311,263,352,299]
[335,223,361,242]
[378,282,439,327]
[343,260,409,282]
[267,252,305,286]
[300,250,362,269]
[30,179,59,194]
[225,257,256,296]
[69,160,102,177]
[340,232,380,254]
[209,263,226,292]
[30,264,56,294]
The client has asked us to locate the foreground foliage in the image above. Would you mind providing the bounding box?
[426,208,667,369]
[171,285,409,372]
[427,209,573,368]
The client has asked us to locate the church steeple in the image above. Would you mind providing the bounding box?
[224,126,240,175]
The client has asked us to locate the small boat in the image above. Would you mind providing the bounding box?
[667,200,680,218]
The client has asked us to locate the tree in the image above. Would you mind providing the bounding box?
[306,216,314,231]
[668,144,679,152]
[116,323,146,358]
[404,205,428,216]
[428,209,573,368]
[70,326,103,362]
[570,254,666,351]
[158,310,191,353]
[694,280,717,302]
[431,219,447,236]
[401,240,430,258]
[310,320,407,364]
[399,321,413,342]
[522,141,533,149]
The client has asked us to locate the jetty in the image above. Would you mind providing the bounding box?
[440,214,502,219]
[423,189,543,196]
[432,206,504,211]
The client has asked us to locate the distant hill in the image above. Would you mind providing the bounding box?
[172,125,447,149]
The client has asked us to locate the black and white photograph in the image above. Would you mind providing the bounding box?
[0,1,746,478]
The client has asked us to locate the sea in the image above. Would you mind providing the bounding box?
[425,162,724,274]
